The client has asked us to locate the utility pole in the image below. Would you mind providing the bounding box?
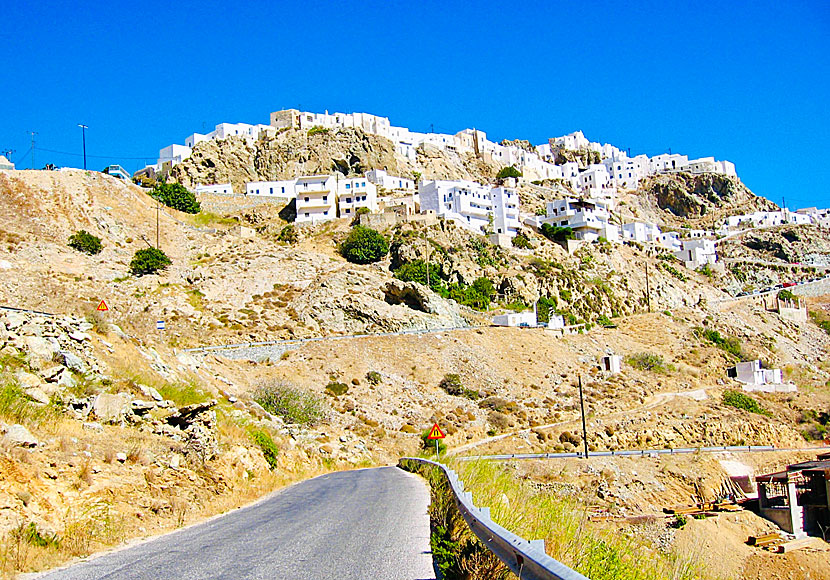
[156,198,160,248]
[28,131,37,169]
[2,149,14,161]
[77,124,88,170]
[578,376,589,459]
[424,225,430,289]
[645,262,651,312]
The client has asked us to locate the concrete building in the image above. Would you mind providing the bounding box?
[158,144,192,169]
[0,155,14,170]
[102,165,131,180]
[419,180,520,237]
[601,355,622,374]
[492,311,537,327]
[649,154,689,174]
[756,454,830,537]
[195,183,234,195]
[674,239,716,269]
[605,155,650,189]
[365,169,415,191]
[728,360,795,393]
[295,175,337,224]
[246,180,296,197]
[536,198,619,243]
[337,177,378,217]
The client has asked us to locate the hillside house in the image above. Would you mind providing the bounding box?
[601,355,622,374]
[621,221,662,244]
[195,183,234,195]
[492,311,537,327]
[295,175,337,224]
[674,239,717,269]
[0,155,15,170]
[365,169,415,191]
[756,453,830,537]
[419,180,520,238]
[538,198,619,243]
[337,177,378,217]
[728,360,794,393]
[246,180,296,197]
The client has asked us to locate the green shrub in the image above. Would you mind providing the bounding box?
[471,277,495,300]
[496,165,522,179]
[540,223,575,242]
[12,522,60,549]
[669,515,687,529]
[535,296,557,324]
[157,380,209,406]
[778,289,796,302]
[697,263,713,277]
[438,374,480,400]
[722,389,771,416]
[660,262,688,281]
[626,352,666,372]
[366,371,382,386]
[325,381,349,397]
[150,182,200,214]
[68,230,102,255]
[278,224,298,244]
[352,206,371,225]
[695,327,743,359]
[129,247,171,276]
[394,260,444,292]
[307,126,329,136]
[253,382,325,425]
[512,233,532,249]
[340,226,389,264]
[251,429,279,470]
[420,429,447,454]
[596,314,613,327]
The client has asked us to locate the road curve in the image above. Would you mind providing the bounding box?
[35,467,435,580]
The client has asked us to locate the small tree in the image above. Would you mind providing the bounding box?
[496,166,522,179]
[129,247,171,276]
[471,277,495,300]
[340,226,388,264]
[150,182,200,214]
[352,206,371,226]
[540,223,575,242]
[68,230,102,255]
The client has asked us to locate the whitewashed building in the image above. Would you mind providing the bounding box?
[418,180,520,237]
[0,155,15,171]
[492,311,537,327]
[337,177,378,217]
[728,360,794,393]
[246,180,296,197]
[365,169,415,191]
[195,183,234,195]
[674,239,717,269]
[536,198,619,243]
[295,175,337,224]
[621,221,662,244]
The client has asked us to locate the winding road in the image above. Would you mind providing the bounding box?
[34,467,435,580]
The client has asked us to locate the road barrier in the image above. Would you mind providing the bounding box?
[0,305,56,318]
[399,457,589,580]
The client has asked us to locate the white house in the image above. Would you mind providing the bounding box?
[365,169,415,191]
[195,182,234,195]
[0,155,14,171]
[622,221,662,244]
[337,177,378,217]
[418,180,520,237]
[577,164,612,191]
[605,154,650,189]
[728,360,794,393]
[492,311,537,327]
[539,198,619,243]
[246,180,296,197]
[681,157,737,176]
[158,144,192,168]
[295,175,337,224]
[649,154,689,174]
[674,239,717,269]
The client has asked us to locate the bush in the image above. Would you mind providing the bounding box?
[366,371,382,386]
[698,263,713,277]
[488,411,511,432]
[512,233,532,249]
[251,430,279,470]
[352,206,371,225]
[722,389,771,417]
[778,289,796,302]
[626,352,666,372]
[695,327,743,359]
[325,381,349,397]
[150,182,200,214]
[278,225,298,244]
[471,277,495,300]
[307,126,329,136]
[253,382,325,425]
[129,247,171,276]
[340,226,388,264]
[420,429,447,454]
[438,374,480,400]
[540,223,575,242]
[496,166,522,179]
[68,230,102,255]
[394,260,444,292]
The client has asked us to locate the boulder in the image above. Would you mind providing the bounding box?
[23,387,50,405]
[92,393,133,424]
[15,371,42,390]
[3,312,26,331]
[1,423,39,447]
[24,336,59,360]
[58,351,86,373]
[82,422,104,433]
[138,384,164,402]
[68,331,91,342]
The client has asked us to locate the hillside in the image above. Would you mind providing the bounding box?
[1,169,829,577]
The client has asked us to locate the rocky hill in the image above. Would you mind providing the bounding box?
[1,168,830,577]
[170,127,500,194]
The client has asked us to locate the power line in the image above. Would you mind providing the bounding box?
[35,147,155,161]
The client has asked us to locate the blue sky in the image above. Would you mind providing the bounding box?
[2,1,828,209]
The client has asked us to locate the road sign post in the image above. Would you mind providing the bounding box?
[96,300,109,312]
[427,422,446,460]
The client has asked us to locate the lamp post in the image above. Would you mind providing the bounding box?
[77,124,88,170]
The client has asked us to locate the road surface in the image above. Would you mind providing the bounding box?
[35,467,435,580]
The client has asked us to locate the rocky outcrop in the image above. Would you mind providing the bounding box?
[642,172,776,222]
[170,127,502,194]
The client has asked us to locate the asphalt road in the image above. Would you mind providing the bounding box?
[35,467,436,580]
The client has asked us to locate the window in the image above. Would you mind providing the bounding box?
[270,188,273,194]
[304,197,309,202]
[346,197,352,203]
[345,208,350,214]
[304,212,310,217]
[346,184,351,189]
[323,196,327,202]
[324,211,328,215]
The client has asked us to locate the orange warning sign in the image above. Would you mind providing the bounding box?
[96,300,109,312]
[427,423,445,440]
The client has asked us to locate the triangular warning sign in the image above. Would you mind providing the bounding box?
[427,423,445,440]
[96,300,109,312]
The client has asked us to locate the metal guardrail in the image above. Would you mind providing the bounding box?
[181,325,474,353]
[0,305,57,318]
[399,457,589,580]
[457,444,830,462]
